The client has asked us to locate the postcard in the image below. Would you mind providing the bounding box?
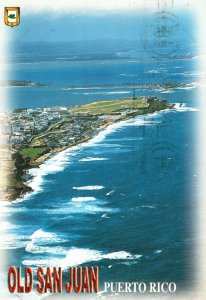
[0,1,205,299]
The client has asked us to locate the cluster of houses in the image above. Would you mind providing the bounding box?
[6,106,105,150]
[8,107,72,147]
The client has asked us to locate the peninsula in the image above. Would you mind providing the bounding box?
[1,96,174,201]
[0,80,47,87]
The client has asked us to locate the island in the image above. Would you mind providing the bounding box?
[0,96,174,201]
[0,80,47,87]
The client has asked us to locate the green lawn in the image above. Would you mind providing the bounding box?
[19,147,47,159]
[71,99,149,115]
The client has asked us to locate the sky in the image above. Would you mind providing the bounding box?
[3,9,195,45]
[6,13,143,43]
[0,0,203,56]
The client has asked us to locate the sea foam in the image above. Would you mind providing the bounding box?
[25,229,68,254]
[23,247,142,269]
[173,103,199,111]
[79,157,108,162]
[0,233,29,249]
[71,197,96,202]
[26,243,67,255]
[30,229,63,243]
[73,185,104,190]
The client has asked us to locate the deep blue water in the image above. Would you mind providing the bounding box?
[2,57,199,110]
[0,54,199,294]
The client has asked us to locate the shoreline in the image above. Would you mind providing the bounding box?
[4,97,174,201]
[18,108,174,200]
[30,122,111,166]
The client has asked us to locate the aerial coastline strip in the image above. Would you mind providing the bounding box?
[2,96,174,201]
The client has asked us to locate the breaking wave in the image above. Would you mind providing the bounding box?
[30,229,64,244]
[24,229,68,255]
[79,157,108,162]
[71,197,96,202]
[173,103,199,111]
[23,248,142,269]
[73,185,104,190]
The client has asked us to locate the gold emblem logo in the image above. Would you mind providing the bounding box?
[4,7,20,27]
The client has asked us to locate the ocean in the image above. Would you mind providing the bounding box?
[0,47,200,295]
[2,50,199,110]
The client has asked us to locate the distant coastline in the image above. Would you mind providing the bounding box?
[0,80,194,91]
[0,80,48,87]
[63,82,188,91]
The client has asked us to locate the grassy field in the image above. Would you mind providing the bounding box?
[71,99,149,115]
[20,147,47,159]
